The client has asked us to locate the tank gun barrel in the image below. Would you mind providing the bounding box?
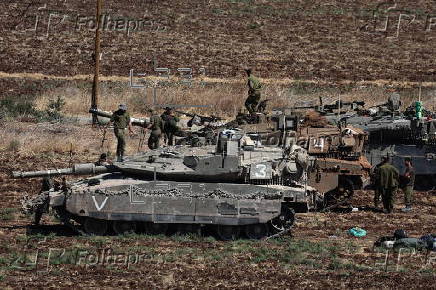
[12,163,113,179]
[89,108,149,127]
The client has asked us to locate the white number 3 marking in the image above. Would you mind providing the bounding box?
[255,164,267,178]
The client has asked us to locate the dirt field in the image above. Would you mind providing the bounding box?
[1,0,436,81]
[1,0,436,288]
[0,122,435,289]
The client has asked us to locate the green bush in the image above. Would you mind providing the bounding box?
[0,96,40,119]
[44,96,65,122]
[0,96,65,122]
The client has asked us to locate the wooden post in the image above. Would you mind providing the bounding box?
[91,0,103,125]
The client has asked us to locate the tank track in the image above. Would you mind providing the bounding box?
[53,203,295,241]
[23,191,295,240]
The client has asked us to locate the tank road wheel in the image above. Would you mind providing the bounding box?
[269,206,295,234]
[215,225,240,241]
[145,222,168,235]
[176,224,201,236]
[266,135,280,146]
[113,221,137,235]
[244,224,269,240]
[84,218,108,236]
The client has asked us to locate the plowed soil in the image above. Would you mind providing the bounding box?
[1,0,435,81]
[1,0,436,288]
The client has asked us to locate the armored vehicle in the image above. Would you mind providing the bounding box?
[222,108,371,203]
[15,131,319,240]
[91,106,371,199]
[342,98,436,189]
[292,97,366,125]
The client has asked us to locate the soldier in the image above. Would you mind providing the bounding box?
[33,177,52,225]
[244,68,262,114]
[400,157,415,212]
[161,107,179,146]
[95,153,111,166]
[110,104,133,162]
[372,159,386,208]
[377,156,399,213]
[147,109,163,149]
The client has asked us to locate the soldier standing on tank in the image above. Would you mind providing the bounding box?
[244,68,262,114]
[110,104,133,162]
[400,157,415,212]
[161,107,179,146]
[377,156,399,213]
[147,109,163,149]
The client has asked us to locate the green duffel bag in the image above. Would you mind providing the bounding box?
[393,238,426,250]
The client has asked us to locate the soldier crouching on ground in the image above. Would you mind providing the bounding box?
[377,156,399,213]
[110,104,134,162]
[161,107,179,146]
[400,157,415,212]
[147,108,163,150]
[244,68,262,114]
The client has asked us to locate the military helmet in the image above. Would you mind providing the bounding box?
[119,104,127,111]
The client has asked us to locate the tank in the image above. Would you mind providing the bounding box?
[91,106,371,203]
[14,131,321,240]
[342,99,436,190]
[217,108,371,205]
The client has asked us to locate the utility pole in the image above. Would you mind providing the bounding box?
[91,0,103,125]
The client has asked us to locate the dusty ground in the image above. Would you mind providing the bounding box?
[1,0,436,287]
[0,121,435,289]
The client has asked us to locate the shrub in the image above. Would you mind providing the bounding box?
[44,96,66,122]
[6,139,20,152]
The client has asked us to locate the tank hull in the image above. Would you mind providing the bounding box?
[43,174,314,238]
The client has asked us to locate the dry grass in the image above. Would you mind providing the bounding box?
[0,122,140,157]
[2,77,436,159]
[28,78,436,118]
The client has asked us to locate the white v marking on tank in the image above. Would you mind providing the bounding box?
[92,196,108,211]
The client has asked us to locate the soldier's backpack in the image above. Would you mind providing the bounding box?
[164,116,179,132]
[420,234,436,250]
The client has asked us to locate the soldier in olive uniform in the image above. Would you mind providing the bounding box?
[161,107,179,146]
[110,104,133,162]
[401,157,415,212]
[377,156,399,213]
[244,68,262,114]
[147,109,163,149]
[372,158,387,208]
